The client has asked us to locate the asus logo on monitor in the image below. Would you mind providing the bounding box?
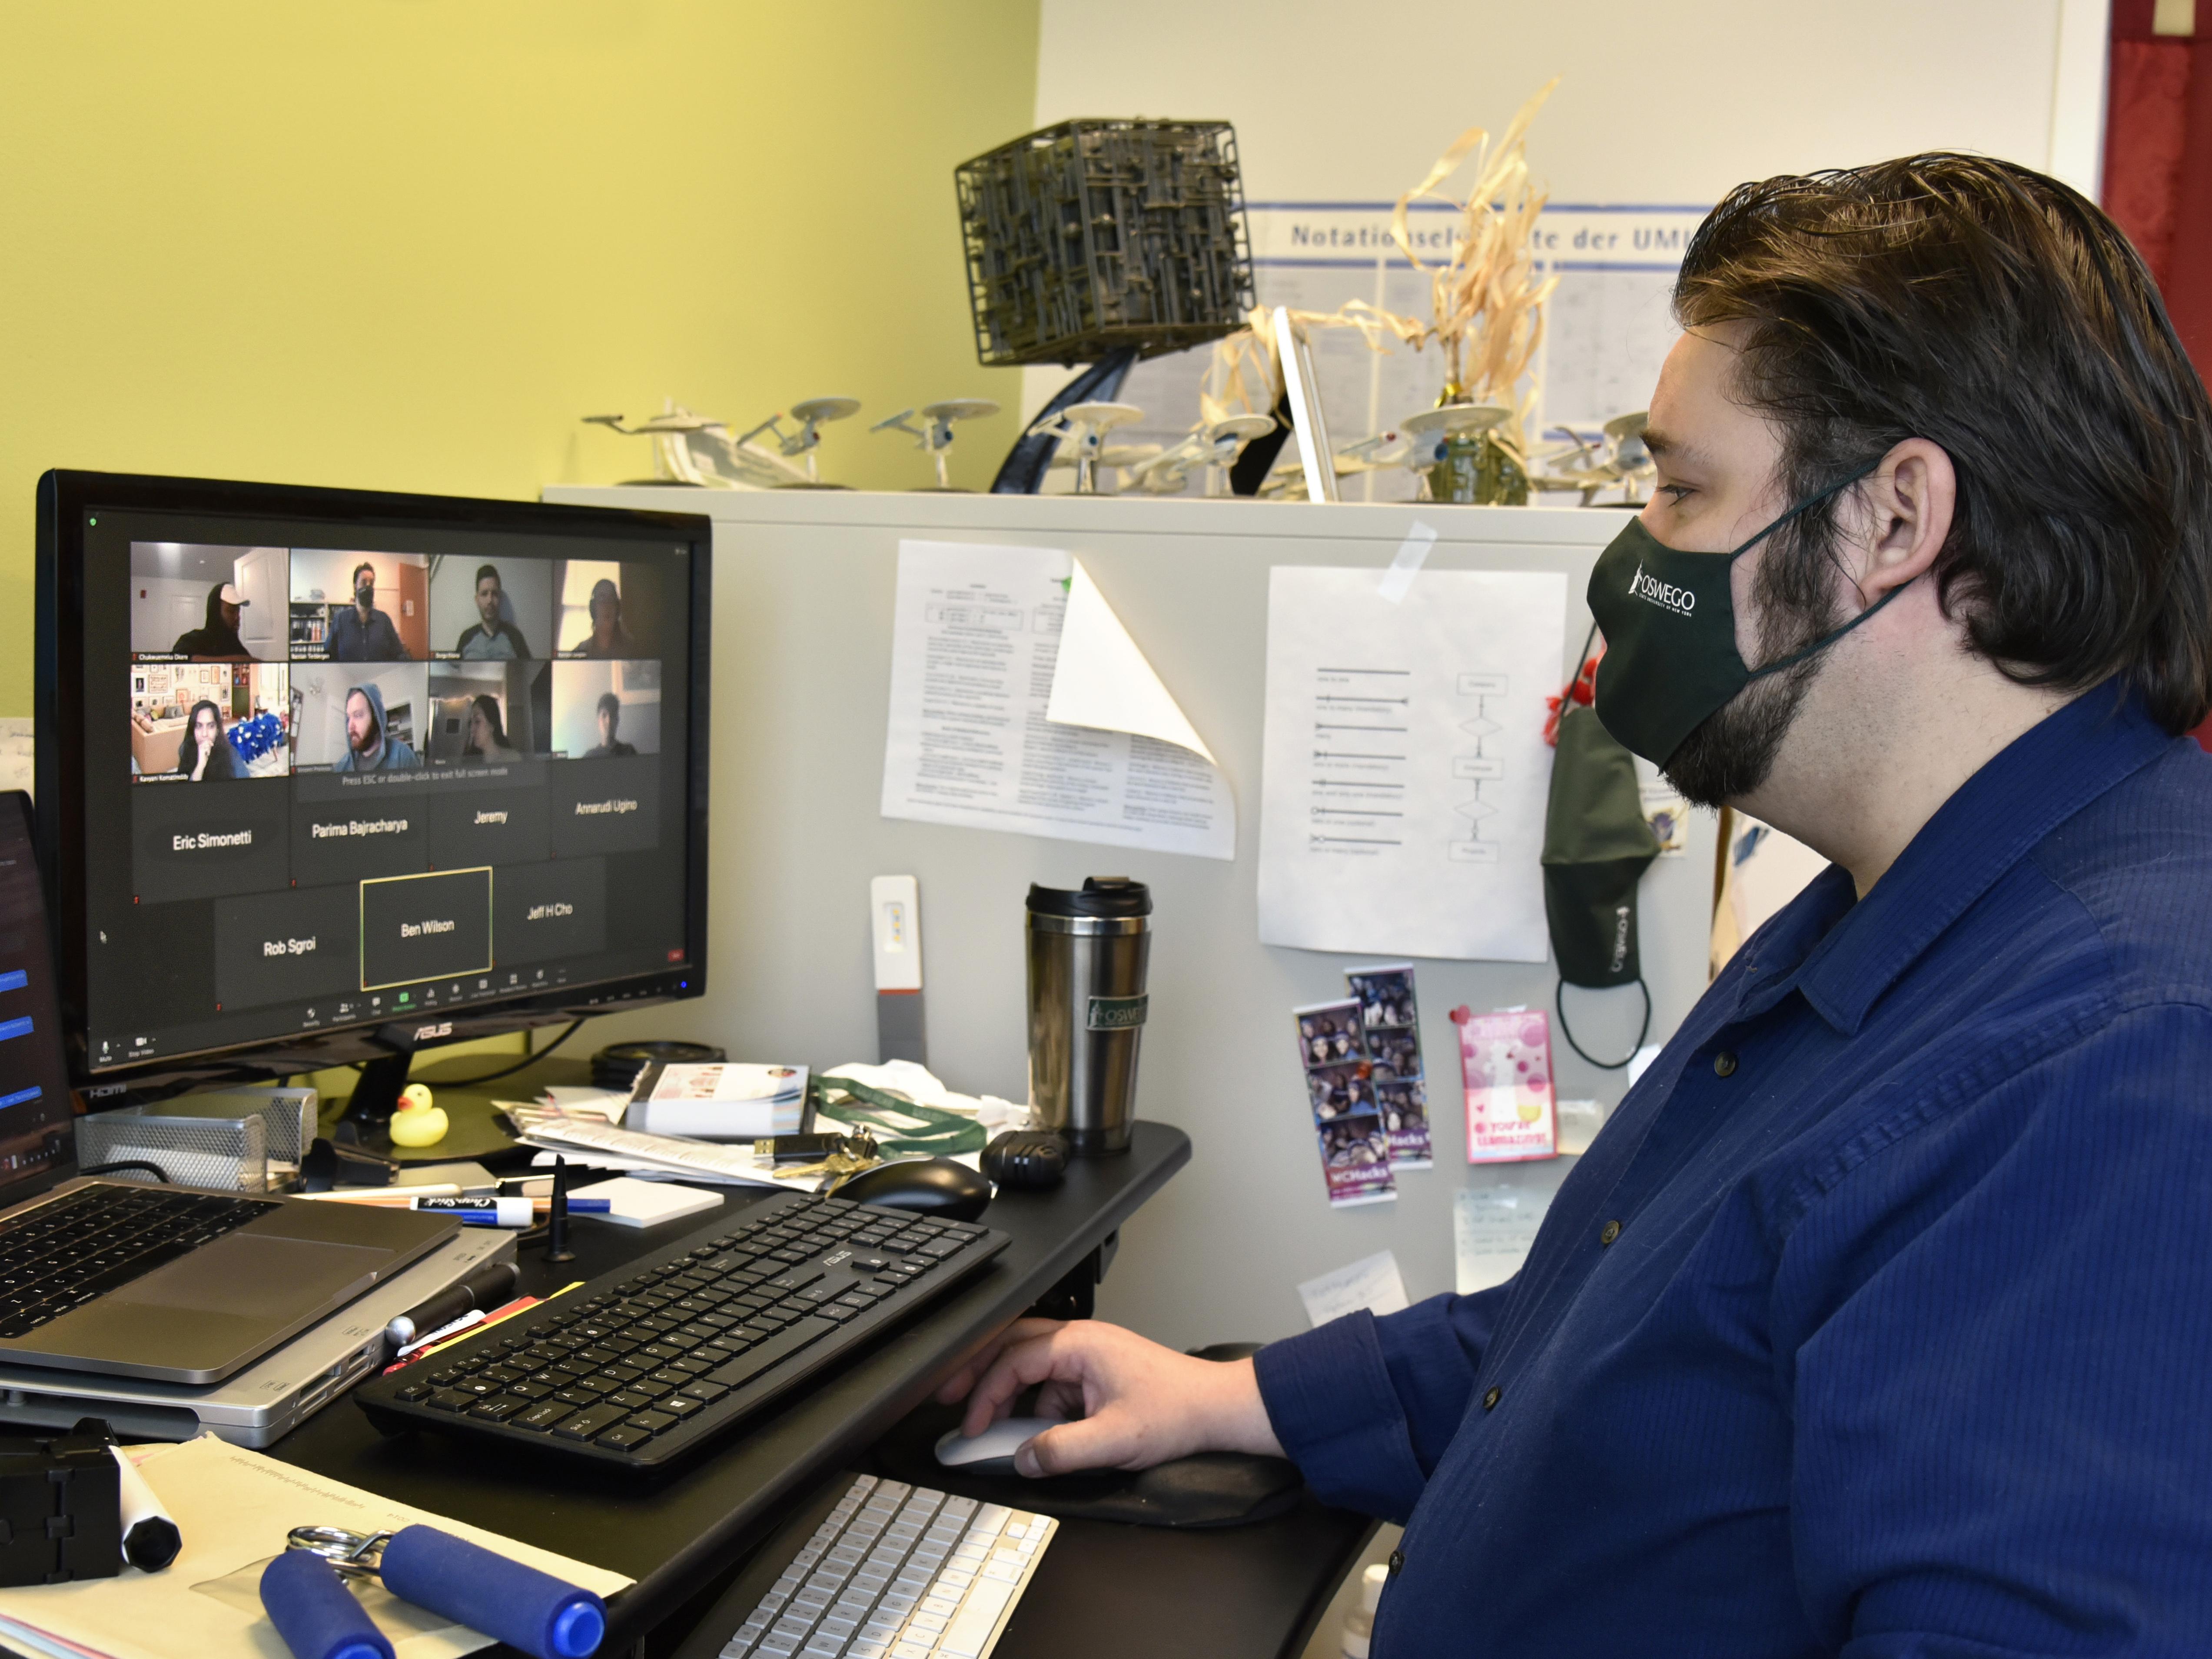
[414,1022,453,1042]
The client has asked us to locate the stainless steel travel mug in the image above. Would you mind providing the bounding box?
[1025,877,1151,1156]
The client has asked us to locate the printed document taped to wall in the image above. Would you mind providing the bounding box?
[881,541,1235,859]
[1258,566,1566,959]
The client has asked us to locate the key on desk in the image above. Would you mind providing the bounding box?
[720,1475,1053,1659]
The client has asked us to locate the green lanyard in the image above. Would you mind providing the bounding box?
[809,1075,988,1157]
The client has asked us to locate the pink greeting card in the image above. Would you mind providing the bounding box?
[1450,1007,1558,1163]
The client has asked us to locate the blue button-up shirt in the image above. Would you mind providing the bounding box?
[1255,689,2212,1655]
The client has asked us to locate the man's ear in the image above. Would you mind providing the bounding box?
[1854,438,1955,603]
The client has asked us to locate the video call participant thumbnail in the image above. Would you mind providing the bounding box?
[129,664,291,783]
[291,550,428,662]
[447,562,541,660]
[130,777,291,906]
[289,790,432,888]
[130,541,284,661]
[292,663,425,774]
[174,700,239,781]
[213,886,362,1012]
[172,584,251,659]
[555,561,662,659]
[335,684,417,773]
[359,868,492,992]
[332,562,407,661]
[589,694,635,758]
[550,660,658,758]
[492,857,606,965]
[548,754,659,859]
[428,782,551,869]
[425,660,547,766]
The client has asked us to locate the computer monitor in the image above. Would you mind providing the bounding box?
[34,471,712,1114]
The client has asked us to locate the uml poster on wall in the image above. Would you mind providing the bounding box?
[1095,201,1706,501]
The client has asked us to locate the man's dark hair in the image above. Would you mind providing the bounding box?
[597,692,621,719]
[352,561,376,587]
[1675,152,2212,733]
[475,564,501,589]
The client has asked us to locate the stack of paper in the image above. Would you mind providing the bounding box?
[629,1062,808,1140]
[502,1108,819,1192]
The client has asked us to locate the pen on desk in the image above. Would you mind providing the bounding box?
[385,1260,521,1350]
[292,1182,464,1205]
[407,1195,611,1227]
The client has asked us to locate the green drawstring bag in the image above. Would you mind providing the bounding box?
[1542,662,1660,1068]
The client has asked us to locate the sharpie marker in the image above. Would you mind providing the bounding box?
[409,1195,611,1227]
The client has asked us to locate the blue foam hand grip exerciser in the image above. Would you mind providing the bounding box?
[260,1550,394,1659]
[379,1525,606,1659]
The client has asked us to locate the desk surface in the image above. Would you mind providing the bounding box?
[269,1117,1192,1649]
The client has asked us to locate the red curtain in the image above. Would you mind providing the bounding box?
[2104,2,2212,749]
[2107,0,2212,364]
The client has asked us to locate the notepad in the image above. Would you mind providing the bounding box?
[567,1175,725,1228]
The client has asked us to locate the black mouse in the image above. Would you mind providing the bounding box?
[980,1131,1066,1191]
[836,1157,992,1221]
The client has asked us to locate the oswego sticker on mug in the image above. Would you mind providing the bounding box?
[1085,993,1148,1031]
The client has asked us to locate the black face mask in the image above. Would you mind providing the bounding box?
[355,580,375,607]
[1586,465,1899,766]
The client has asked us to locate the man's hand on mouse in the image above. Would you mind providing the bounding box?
[935,1319,1284,1477]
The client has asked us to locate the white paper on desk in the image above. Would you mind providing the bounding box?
[880,541,1234,860]
[0,1434,629,1659]
[1257,567,1567,960]
[1298,1249,1411,1328]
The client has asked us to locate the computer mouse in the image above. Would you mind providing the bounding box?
[835,1157,992,1221]
[933,1416,1059,1472]
[980,1131,1066,1191]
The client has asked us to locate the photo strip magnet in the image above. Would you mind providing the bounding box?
[1294,998,1395,1206]
[1347,962,1432,1170]
[1450,1006,1558,1164]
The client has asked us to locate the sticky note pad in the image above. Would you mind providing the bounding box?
[567,1175,724,1229]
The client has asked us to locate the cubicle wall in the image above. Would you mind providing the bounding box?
[544,486,1721,1348]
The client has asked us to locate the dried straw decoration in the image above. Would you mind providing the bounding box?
[1191,80,1559,481]
[1389,77,1562,460]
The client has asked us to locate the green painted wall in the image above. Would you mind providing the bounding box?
[0,1,1042,717]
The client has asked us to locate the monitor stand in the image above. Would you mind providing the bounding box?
[342,1051,413,1131]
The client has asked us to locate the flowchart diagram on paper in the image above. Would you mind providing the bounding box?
[881,540,1234,859]
[1258,565,1566,959]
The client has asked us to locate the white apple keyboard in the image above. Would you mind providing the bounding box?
[717,1475,1055,1659]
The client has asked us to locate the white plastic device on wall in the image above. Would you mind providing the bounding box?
[870,875,927,1065]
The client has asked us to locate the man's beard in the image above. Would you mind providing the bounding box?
[1660,553,1840,808]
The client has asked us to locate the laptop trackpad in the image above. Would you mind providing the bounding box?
[109,1233,387,1317]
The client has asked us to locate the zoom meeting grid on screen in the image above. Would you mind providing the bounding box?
[87,511,694,1070]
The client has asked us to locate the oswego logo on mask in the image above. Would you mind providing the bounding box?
[1627,561,1696,617]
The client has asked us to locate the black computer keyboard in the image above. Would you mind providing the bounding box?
[353,1190,1009,1469]
[0,1182,280,1337]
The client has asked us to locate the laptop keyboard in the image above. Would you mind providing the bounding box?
[720,1476,1053,1659]
[354,1190,1009,1469]
[0,1182,279,1337]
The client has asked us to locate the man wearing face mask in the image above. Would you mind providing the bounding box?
[938,155,2212,1653]
[328,561,411,661]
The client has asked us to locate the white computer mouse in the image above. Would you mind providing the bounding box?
[933,1416,1058,1470]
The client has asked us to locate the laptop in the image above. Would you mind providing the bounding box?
[0,1227,514,1446]
[0,790,456,1387]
